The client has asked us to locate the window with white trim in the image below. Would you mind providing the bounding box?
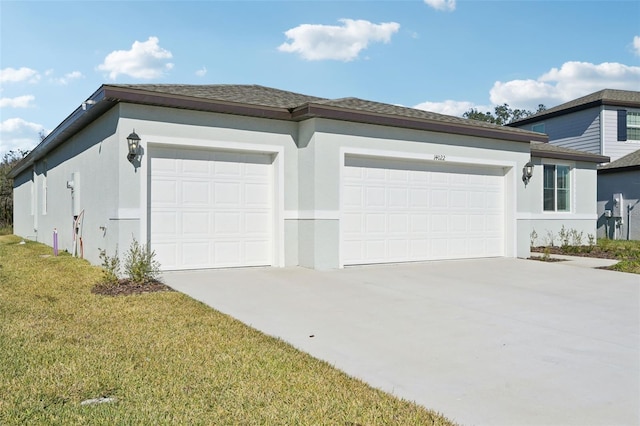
[543,164,570,212]
[627,111,640,141]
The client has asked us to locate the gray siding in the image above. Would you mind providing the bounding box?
[602,106,640,162]
[518,107,602,154]
[597,170,640,240]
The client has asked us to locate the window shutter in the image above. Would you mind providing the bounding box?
[617,110,627,141]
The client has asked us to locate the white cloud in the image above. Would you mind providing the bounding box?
[0,67,40,83]
[0,118,45,155]
[490,61,640,110]
[50,71,84,85]
[97,36,174,80]
[423,0,456,12]
[195,66,207,77]
[0,95,35,108]
[278,19,400,61]
[414,60,640,118]
[414,99,490,116]
[633,36,640,56]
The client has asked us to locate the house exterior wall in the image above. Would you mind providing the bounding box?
[515,106,640,163]
[602,106,640,161]
[15,99,604,270]
[597,170,640,240]
[526,158,599,247]
[517,107,602,154]
[295,118,531,269]
[118,103,299,268]
[13,106,122,265]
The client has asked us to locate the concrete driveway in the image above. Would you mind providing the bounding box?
[162,258,639,426]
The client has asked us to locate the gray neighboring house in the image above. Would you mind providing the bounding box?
[509,89,640,162]
[597,149,640,240]
[510,89,640,240]
[9,84,607,271]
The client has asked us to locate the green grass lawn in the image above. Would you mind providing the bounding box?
[0,235,454,425]
[532,238,640,274]
[598,239,640,274]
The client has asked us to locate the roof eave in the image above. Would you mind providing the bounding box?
[293,104,548,144]
[511,98,640,127]
[8,85,114,178]
[101,85,291,120]
[530,147,610,163]
[598,164,640,174]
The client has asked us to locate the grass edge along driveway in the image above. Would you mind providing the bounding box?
[0,235,455,425]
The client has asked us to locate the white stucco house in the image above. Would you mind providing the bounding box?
[9,84,608,270]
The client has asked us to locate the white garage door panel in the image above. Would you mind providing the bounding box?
[342,157,505,265]
[150,147,273,270]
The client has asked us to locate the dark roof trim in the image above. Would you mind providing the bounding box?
[8,86,115,178]
[598,148,640,173]
[293,103,547,144]
[10,84,548,177]
[102,86,292,121]
[512,99,637,126]
[598,164,640,174]
[530,145,609,163]
[510,89,640,127]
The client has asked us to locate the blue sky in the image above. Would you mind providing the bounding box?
[1,0,639,156]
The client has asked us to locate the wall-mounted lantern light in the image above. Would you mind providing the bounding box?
[126,130,141,162]
[522,161,534,185]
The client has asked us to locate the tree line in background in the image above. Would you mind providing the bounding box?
[463,103,547,125]
[0,150,29,231]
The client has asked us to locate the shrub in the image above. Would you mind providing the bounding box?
[570,229,583,247]
[98,247,120,287]
[559,226,570,251]
[123,238,161,284]
[545,230,556,247]
[530,229,538,247]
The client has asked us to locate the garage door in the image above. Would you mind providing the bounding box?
[150,147,273,270]
[342,156,505,265]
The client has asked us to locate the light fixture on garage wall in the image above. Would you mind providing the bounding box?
[126,130,141,162]
[522,161,534,185]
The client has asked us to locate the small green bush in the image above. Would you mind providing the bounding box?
[545,230,556,247]
[559,226,570,251]
[569,229,583,247]
[123,238,161,284]
[98,247,120,286]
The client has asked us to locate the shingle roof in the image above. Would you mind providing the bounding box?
[109,84,536,134]
[530,142,610,163]
[598,148,640,173]
[510,89,640,126]
[107,84,327,109]
[9,83,550,178]
[311,97,526,132]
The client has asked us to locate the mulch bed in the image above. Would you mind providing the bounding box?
[530,246,618,259]
[91,280,174,297]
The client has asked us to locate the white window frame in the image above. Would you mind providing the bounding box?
[542,162,572,213]
[627,111,640,142]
